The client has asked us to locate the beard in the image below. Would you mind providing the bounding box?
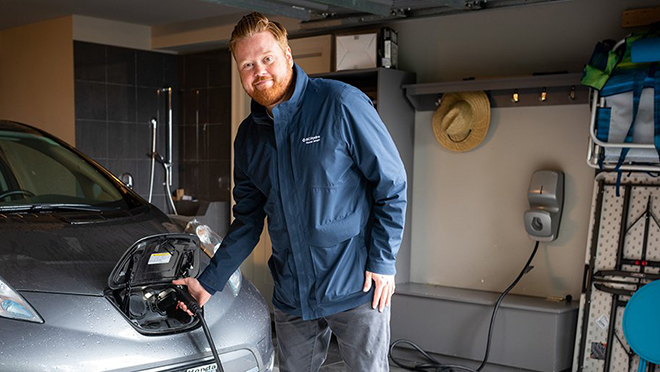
[249,67,293,108]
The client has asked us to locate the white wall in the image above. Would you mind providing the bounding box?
[391,0,659,299]
[411,105,592,299]
[72,15,154,51]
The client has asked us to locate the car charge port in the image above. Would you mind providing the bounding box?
[105,234,203,335]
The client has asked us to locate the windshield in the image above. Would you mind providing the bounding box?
[0,128,137,210]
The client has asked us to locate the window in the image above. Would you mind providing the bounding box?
[0,130,131,209]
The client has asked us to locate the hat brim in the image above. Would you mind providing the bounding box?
[432,91,491,152]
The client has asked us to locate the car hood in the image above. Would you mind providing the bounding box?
[0,208,181,295]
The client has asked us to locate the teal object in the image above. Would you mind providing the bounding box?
[623,279,660,370]
[631,37,660,63]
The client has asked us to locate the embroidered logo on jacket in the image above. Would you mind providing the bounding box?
[302,135,321,145]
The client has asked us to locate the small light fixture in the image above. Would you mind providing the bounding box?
[511,89,519,103]
[539,87,547,102]
[569,85,576,100]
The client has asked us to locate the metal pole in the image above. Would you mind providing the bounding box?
[167,87,173,185]
[148,117,157,203]
[164,87,177,215]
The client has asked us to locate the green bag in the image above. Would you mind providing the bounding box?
[583,30,660,90]
[582,39,620,90]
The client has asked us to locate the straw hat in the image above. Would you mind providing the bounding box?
[432,91,491,152]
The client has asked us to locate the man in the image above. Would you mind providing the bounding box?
[174,12,407,371]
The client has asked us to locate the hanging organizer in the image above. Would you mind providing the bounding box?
[586,34,660,172]
[573,172,660,372]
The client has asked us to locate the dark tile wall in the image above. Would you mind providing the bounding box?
[74,41,179,213]
[178,49,232,202]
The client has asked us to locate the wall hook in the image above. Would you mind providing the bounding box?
[539,87,547,102]
[569,85,576,100]
[511,89,519,103]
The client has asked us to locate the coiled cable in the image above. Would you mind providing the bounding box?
[389,241,541,372]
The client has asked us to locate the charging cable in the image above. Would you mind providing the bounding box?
[389,240,541,372]
[173,286,225,372]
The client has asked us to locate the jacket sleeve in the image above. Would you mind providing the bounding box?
[197,151,267,295]
[339,87,407,276]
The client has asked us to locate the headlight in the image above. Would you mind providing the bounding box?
[185,219,222,257]
[184,220,241,296]
[227,268,242,297]
[0,275,43,323]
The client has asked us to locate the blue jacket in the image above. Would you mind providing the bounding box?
[198,64,407,320]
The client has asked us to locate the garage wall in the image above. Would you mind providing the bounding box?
[72,15,152,51]
[0,16,75,145]
[411,105,592,299]
[151,14,299,52]
[72,41,180,212]
[178,49,233,203]
[149,0,660,301]
[36,0,653,301]
[388,0,659,299]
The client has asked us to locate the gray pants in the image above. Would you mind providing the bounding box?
[273,302,391,372]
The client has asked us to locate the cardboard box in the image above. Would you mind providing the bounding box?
[335,28,399,71]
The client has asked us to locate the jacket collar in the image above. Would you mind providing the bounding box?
[251,63,308,126]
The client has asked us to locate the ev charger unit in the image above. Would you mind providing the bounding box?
[524,170,564,241]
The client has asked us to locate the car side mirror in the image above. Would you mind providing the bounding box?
[120,173,134,190]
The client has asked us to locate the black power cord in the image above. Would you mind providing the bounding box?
[389,240,541,372]
[173,286,225,372]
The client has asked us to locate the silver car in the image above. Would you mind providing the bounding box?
[0,120,274,371]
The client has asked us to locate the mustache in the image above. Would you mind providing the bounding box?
[253,76,272,85]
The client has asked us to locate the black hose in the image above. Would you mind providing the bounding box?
[175,286,225,372]
[475,240,539,371]
[389,240,541,372]
[199,314,224,372]
[389,339,479,372]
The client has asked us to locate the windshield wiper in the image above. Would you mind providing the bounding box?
[0,204,118,212]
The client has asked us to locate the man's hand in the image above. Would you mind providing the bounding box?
[172,277,211,316]
[362,271,395,312]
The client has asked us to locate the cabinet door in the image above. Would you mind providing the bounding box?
[290,35,333,75]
